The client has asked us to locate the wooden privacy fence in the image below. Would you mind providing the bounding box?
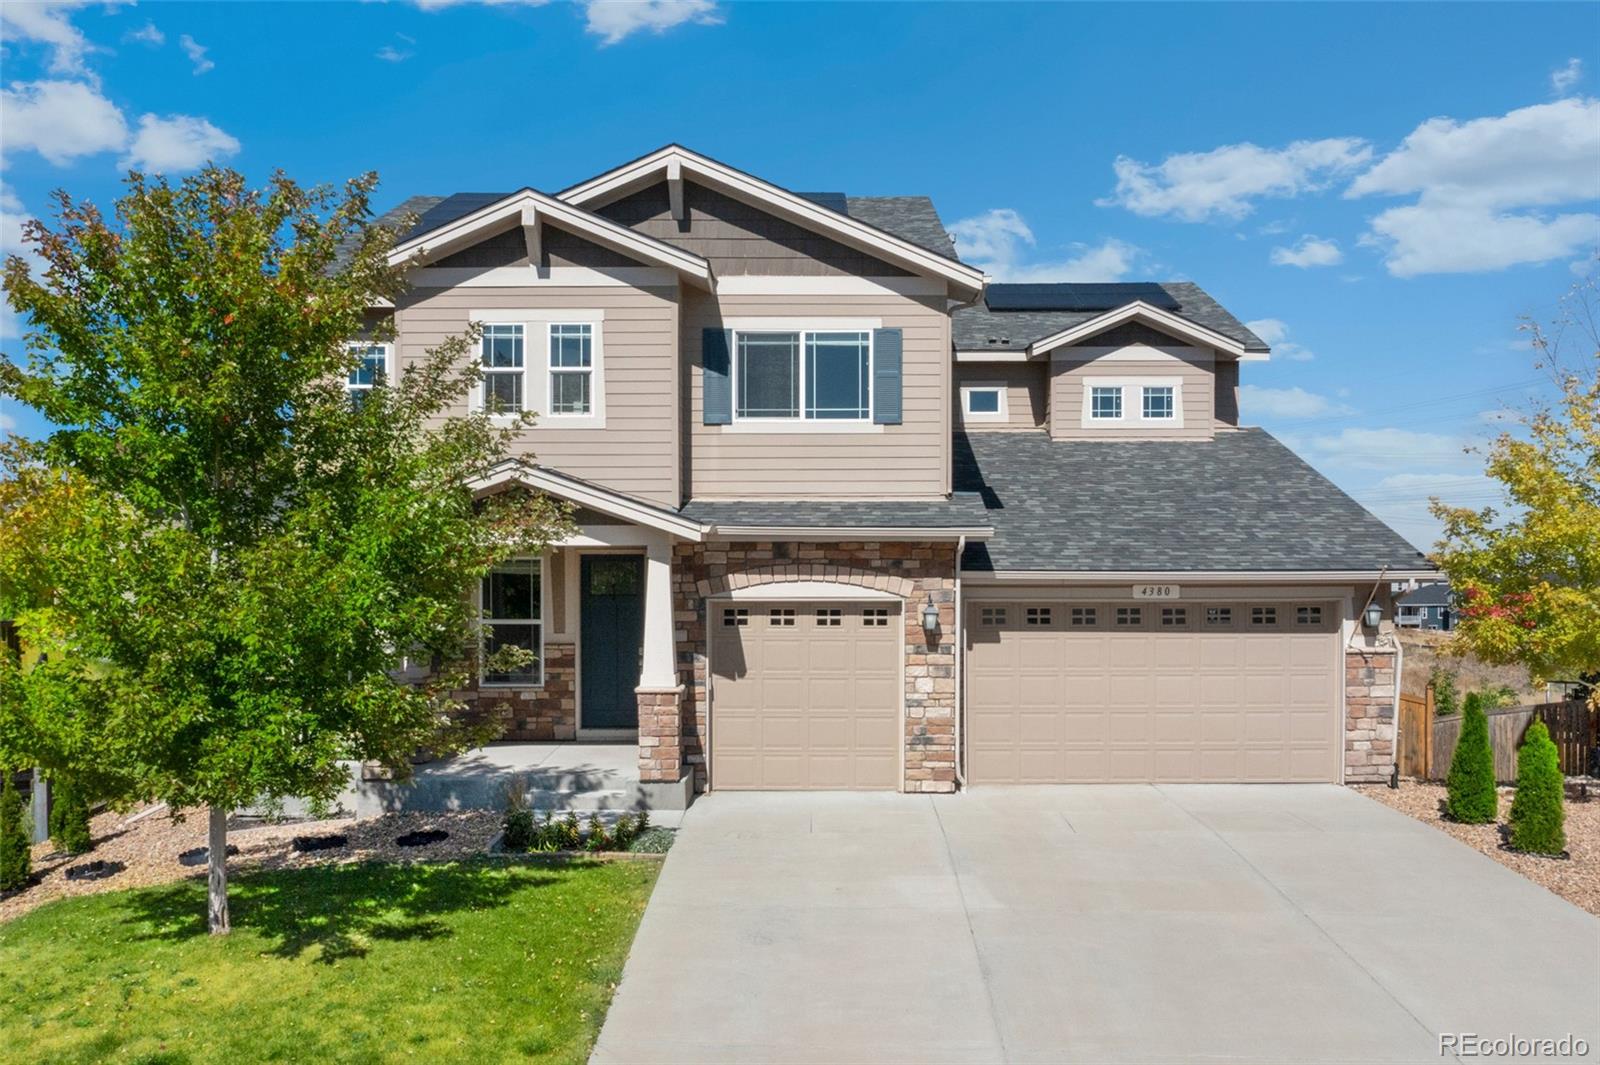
[1400,697,1597,782]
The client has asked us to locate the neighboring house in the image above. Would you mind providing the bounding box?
[366,145,1431,805]
[1396,583,1453,630]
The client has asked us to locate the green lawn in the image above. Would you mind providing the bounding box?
[0,858,660,1064]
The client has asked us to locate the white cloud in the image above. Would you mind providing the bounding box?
[1348,97,1600,276]
[1242,317,1315,361]
[1239,384,1350,419]
[376,44,413,62]
[0,1,94,79]
[0,408,18,436]
[584,0,722,44]
[948,208,1141,282]
[0,183,45,340]
[1300,427,1473,471]
[412,0,546,8]
[120,114,240,173]
[1270,235,1343,268]
[178,34,214,75]
[1552,58,1583,96]
[0,79,128,165]
[1098,138,1372,222]
[124,22,165,46]
[1358,470,1505,550]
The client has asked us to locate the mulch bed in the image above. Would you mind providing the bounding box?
[1,806,503,923]
[1354,780,1600,916]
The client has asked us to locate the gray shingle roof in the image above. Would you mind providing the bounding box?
[1397,583,1452,607]
[953,282,1269,352]
[954,429,1429,574]
[682,496,991,532]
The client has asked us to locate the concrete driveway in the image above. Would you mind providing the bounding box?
[592,786,1600,1064]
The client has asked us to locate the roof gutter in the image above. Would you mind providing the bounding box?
[708,524,993,542]
[961,568,1438,583]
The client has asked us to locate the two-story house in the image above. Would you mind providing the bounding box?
[366,146,1431,807]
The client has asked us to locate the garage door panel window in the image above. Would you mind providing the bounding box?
[863,608,890,627]
[815,608,843,627]
[723,608,749,627]
[1205,606,1234,627]
[979,606,1007,626]
[1025,606,1053,626]
[1115,606,1143,627]
[769,608,796,626]
[1070,606,1097,627]
[1160,606,1189,627]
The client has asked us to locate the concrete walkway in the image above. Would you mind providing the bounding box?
[592,785,1599,1064]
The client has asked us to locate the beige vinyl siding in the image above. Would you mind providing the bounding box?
[955,361,1048,430]
[599,181,912,278]
[1049,349,1216,441]
[683,289,951,499]
[394,283,682,506]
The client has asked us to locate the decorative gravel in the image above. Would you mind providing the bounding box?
[1354,780,1600,916]
[0,805,502,922]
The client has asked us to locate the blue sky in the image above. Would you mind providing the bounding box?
[3,1,1598,549]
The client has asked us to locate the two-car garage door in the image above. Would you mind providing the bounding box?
[965,600,1341,784]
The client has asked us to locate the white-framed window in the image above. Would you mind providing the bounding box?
[346,342,392,406]
[979,606,1007,626]
[734,329,871,422]
[480,558,542,686]
[1205,606,1233,626]
[769,608,796,626]
[723,607,749,627]
[1089,386,1123,420]
[1115,606,1142,626]
[1070,606,1097,627]
[1025,606,1053,626]
[548,324,593,416]
[815,608,843,627]
[1296,605,1323,626]
[480,324,525,414]
[1142,386,1175,420]
[1251,606,1278,626]
[1082,377,1185,428]
[863,607,890,627]
[1161,606,1188,627]
[961,383,1009,424]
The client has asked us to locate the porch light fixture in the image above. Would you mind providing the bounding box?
[1364,603,1383,629]
[921,602,940,635]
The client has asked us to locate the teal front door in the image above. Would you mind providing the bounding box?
[580,554,645,730]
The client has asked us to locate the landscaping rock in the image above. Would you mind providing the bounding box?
[291,834,348,853]
[64,860,125,882]
[395,829,448,848]
[178,844,240,867]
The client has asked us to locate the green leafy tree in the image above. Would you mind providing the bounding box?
[47,773,92,855]
[1430,666,1460,717]
[1508,720,1566,855]
[0,772,29,892]
[1431,277,1600,703]
[1444,693,1498,824]
[0,169,571,932]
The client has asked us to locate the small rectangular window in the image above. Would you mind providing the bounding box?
[1296,606,1323,626]
[1251,606,1278,626]
[967,389,1001,413]
[549,323,593,416]
[481,324,525,414]
[1160,607,1187,626]
[1116,606,1142,626]
[862,607,890,627]
[1090,386,1123,420]
[816,608,842,626]
[1070,606,1097,627]
[1206,606,1232,626]
[1142,386,1175,420]
[723,607,749,627]
[346,343,388,406]
[1025,606,1052,626]
[979,606,1007,626]
[769,608,796,626]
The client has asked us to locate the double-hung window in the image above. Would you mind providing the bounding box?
[735,330,870,421]
[346,343,390,407]
[1142,386,1175,420]
[481,559,541,685]
[1090,386,1123,420]
[549,324,593,415]
[481,324,525,414]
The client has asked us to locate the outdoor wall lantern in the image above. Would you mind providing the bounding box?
[921,602,940,635]
[1364,602,1384,629]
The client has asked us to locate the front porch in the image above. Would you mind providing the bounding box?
[353,743,690,823]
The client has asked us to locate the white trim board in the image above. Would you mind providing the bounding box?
[716,275,945,297]
[1028,301,1258,359]
[408,266,678,289]
[712,581,901,602]
[467,460,705,541]
[962,569,1437,582]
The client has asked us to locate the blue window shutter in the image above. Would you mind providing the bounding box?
[872,328,902,425]
[703,328,732,425]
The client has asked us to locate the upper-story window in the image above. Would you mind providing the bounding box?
[481,324,525,414]
[735,330,870,421]
[1090,386,1123,420]
[549,324,593,416]
[961,383,1008,423]
[346,343,391,407]
[1142,386,1175,420]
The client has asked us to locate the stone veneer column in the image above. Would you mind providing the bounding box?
[636,686,685,783]
[1344,640,1398,783]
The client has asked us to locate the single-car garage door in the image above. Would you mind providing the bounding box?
[966,600,1340,784]
[710,601,901,790]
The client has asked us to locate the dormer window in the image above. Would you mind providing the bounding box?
[1082,377,1184,428]
[1090,386,1123,420]
[1142,386,1175,420]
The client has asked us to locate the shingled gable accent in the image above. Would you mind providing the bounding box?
[387,187,713,288]
[556,145,987,297]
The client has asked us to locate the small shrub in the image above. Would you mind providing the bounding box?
[1481,685,1520,710]
[611,813,639,849]
[1431,667,1460,716]
[1509,720,1566,855]
[1445,693,1498,824]
[501,809,537,851]
[585,813,611,852]
[0,772,31,892]
[554,812,582,851]
[628,827,674,854]
[48,775,93,855]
